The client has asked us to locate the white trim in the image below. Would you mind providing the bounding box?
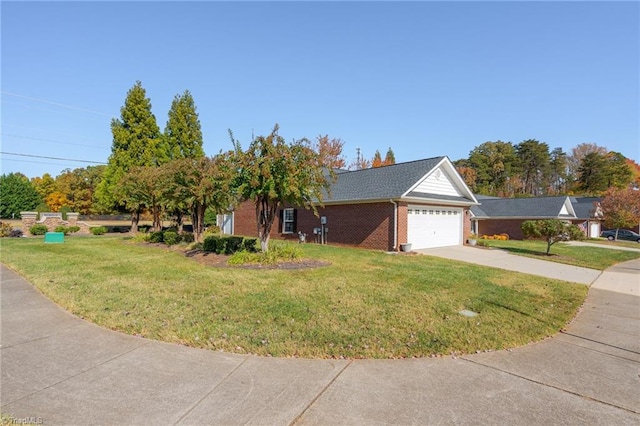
[282,208,295,234]
[402,157,479,205]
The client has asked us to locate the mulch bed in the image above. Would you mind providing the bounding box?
[165,247,329,270]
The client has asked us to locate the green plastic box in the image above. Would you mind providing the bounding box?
[44,232,65,243]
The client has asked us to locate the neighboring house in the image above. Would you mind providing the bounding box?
[226,156,479,251]
[470,195,603,240]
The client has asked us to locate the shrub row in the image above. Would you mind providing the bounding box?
[90,226,108,235]
[144,230,195,246]
[203,235,258,255]
[54,225,81,235]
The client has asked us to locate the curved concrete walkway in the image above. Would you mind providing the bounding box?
[1,255,639,425]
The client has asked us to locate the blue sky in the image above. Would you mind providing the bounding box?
[2,1,638,179]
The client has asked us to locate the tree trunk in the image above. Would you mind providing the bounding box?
[193,202,206,242]
[176,211,184,233]
[130,208,140,233]
[152,200,162,232]
[256,197,277,253]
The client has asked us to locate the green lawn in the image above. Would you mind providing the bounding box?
[1,236,588,359]
[479,239,640,270]
[584,238,640,250]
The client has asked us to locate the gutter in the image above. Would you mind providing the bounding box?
[390,199,398,250]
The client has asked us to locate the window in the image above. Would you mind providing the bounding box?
[282,208,295,233]
[422,209,428,215]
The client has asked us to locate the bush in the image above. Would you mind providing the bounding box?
[269,241,302,260]
[131,232,151,243]
[241,237,258,253]
[10,229,23,238]
[149,231,164,243]
[180,232,195,243]
[163,231,181,246]
[30,224,49,235]
[203,235,219,252]
[228,241,302,265]
[90,226,107,235]
[0,222,14,237]
[68,226,80,234]
[54,226,70,235]
[224,236,244,254]
[204,225,220,236]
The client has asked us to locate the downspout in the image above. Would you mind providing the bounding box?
[390,199,398,251]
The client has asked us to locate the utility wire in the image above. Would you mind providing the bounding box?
[0,152,106,164]
[1,91,110,116]
[1,133,107,150]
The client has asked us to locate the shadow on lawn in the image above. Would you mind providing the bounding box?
[493,246,556,257]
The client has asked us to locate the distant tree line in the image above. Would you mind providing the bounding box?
[454,140,638,197]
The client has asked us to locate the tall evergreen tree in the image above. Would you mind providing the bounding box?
[515,139,550,196]
[371,150,383,168]
[383,148,396,165]
[467,141,518,196]
[96,81,164,231]
[548,147,568,195]
[163,90,204,160]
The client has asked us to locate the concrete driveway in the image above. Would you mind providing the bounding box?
[415,245,602,285]
[2,252,639,424]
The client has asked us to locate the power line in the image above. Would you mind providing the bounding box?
[0,152,106,164]
[1,133,107,150]
[1,91,110,116]
[1,157,91,168]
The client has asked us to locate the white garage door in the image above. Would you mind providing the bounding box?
[407,206,462,249]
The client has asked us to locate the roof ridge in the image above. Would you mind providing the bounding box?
[337,156,445,175]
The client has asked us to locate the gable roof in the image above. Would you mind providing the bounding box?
[570,196,602,219]
[471,196,576,219]
[320,156,478,206]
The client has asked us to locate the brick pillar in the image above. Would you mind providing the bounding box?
[21,212,38,236]
[67,213,79,226]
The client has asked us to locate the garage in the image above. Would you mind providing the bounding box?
[407,205,463,249]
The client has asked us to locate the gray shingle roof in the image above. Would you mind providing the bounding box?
[320,156,474,204]
[570,196,601,219]
[471,196,571,218]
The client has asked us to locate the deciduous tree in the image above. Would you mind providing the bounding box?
[230,124,332,252]
[312,135,346,169]
[600,187,640,240]
[162,155,237,242]
[31,173,58,201]
[45,191,70,212]
[521,219,584,255]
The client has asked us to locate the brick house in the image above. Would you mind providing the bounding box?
[224,156,479,251]
[470,195,604,240]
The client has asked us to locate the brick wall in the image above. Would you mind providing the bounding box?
[233,200,471,251]
[234,200,400,250]
[476,219,526,240]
